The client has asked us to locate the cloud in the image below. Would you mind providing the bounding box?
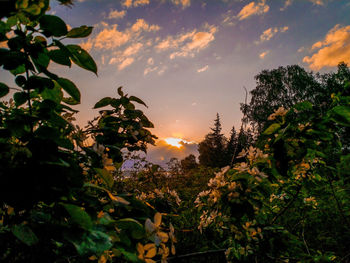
[147,57,154,65]
[259,50,269,59]
[280,0,293,11]
[171,0,191,9]
[94,25,130,50]
[145,139,199,167]
[303,24,350,70]
[257,26,289,43]
[144,66,158,75]
[118,57,135,70]
[309,0,324,5]
[84,18,160,52]
[191,102,197,106]
[108,9,126,19]
[237,0,269,21]
[197,65,209,72]
[131,18,161,32]
[122,0,150,8]
[123,42,143,56]
[156,25,217,59]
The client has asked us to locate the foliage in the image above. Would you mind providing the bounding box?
[196,78,350,262]
[0,1,173,262]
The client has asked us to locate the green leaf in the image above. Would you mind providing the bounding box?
[67,26,93,38]
[330,105,350,127]
[13,92,27,106]
[63,204,93,230]
[116,218,145,239]
[49,49,71,66]
[94,97,112,109]
[294,101,313,111]
[68,230,112,255]
[39,15,67,37]
[118,247,139,262]
[117,86,124,96]
[56,78,80,103]
[12,224,39,246]
[129,95,147,107]
[66,45,97,74]
[263,123,281,135]
[41,82,63,104]
[62,96,79,105]
[0,82,9,97]
[94,168,114,189]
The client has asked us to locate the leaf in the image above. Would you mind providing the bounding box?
[330,105,350,127]
[66,45,97,74]
[116,218,145,239]
[63,204,93,230]
[263,123,281,135]
[13,92,27,106]
[0,82,9,97]
[117,86,124,96]
[94,168,114,189]
[118,247,139,262]
[39,15,67,37]
[67,26,93,38]
[56,78,81,103]
[129,95,148,107]
[107,191,130,205]
[41,82,63,104]
[49,49,71,66]
[68,230,112,255]
[94,97,112,109]
[12,224,39,246]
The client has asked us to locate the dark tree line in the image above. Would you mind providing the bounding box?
[196,62,350,169]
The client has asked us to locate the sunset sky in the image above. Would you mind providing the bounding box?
[1,0,350,165]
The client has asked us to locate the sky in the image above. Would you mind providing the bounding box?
[1,0,350,166]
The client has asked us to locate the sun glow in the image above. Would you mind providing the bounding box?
[164,137,186,148]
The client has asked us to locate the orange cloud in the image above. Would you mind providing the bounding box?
[118,57,135,70]
[303,24,350,70]
[237,0,269,21]
[259,50,269,59]
[108,9,126,19]
[94,25,130,50]
[122,0,149,8]
[123,42,143,56]
[171,0,191,9]
[258,26,288,43]
[131,18,161,32]
[197,65,209,73]
[159,25,217,59]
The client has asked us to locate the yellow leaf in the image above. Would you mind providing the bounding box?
[144,243,156,251]
[154,212,162,227]
[97,211,104,218]
[7,206,14,215]
[137,243,144,255]
[171,243,176,255]
[98,254,107,263]
[89,255,97,261]
[145,246,157,258]
[107,191,130,205]
[145,259,156,263]
[157,232,169,243]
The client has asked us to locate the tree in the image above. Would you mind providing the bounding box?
[225,125,237,165]
[181,154,198,173]
[240,65,321,134]
[198,113,226,168]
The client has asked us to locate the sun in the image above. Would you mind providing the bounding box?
[164,137,184,148]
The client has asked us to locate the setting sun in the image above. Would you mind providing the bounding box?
[164,137,188,148]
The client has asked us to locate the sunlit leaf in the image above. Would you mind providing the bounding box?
[263,123,281,135]
[94,168,114,189]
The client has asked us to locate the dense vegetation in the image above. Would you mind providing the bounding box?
[1,1,350,262]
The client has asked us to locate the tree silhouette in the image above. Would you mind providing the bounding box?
[198,113,227,168]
